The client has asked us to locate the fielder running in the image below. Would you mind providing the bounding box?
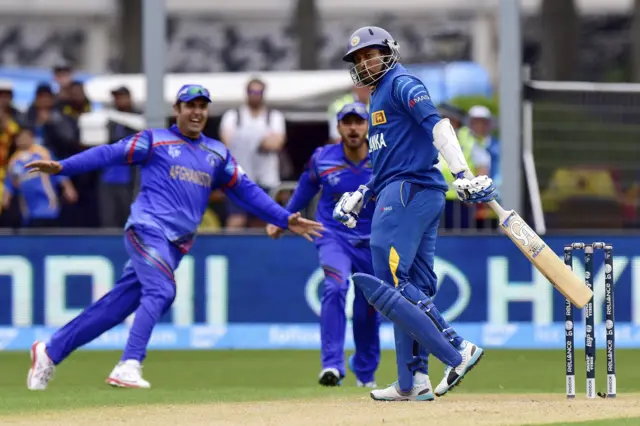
[267,102,381,388]
[333,27,499,401]
[25,84,323,391]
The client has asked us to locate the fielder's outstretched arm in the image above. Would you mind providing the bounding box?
[285,149,322,213]
[59,131,153,176]
[218,153,291,229]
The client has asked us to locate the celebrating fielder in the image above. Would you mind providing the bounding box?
[26,84,323,391]
[333,27,499,401]
[267,102,381,388]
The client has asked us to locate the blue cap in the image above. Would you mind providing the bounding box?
[337,102,368,121]
[175,84,212,103]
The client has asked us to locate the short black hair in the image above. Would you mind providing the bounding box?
[35,83,54,96]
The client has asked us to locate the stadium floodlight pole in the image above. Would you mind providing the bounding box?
[142,0,166,130]
[136,0,167,195]
[498,0,523,215]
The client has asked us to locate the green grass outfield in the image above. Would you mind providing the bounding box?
[1,349,639,425]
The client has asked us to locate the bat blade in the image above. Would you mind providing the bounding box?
[489,201,593,309]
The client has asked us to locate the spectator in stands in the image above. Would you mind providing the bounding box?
[52,61,74,105]
[437,103,466,132]
[219,77,287,229]
[26,83,80,161]
[459,105,500,189]
[40,80,96,228]
[0,80,24,122]
[327,86,370,144]
[100,86,138,228]
[457,105,500,228]
[26,83,57,146]
[435,103,490,230]
[61,81,92,120]
[0,82,21,226]
[2,126,77,227]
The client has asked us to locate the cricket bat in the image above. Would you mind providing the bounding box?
[487,199,593,309]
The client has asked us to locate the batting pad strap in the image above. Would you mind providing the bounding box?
[352,273,463,367]
[399,283,462,344]
[441,327,460,344]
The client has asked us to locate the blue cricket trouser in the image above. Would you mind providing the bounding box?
[46,224,181,365]
[370,180,464,392]
[317,233,381,383]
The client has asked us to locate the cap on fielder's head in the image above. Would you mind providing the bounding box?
[175,84,212,104]
[337,102,368,121]
[468,105,492,120]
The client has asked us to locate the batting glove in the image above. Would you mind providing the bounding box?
[453,175,498,204]
[333,185,371,229]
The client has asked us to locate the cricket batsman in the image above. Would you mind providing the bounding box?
[266,102,380,388]
[333,27,499,401]
[25,84,323,391]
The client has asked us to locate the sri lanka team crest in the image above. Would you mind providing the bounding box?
[372,110,387,126]
[350,36,360,47]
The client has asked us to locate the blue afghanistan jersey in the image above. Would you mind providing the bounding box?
[59,124,290,253]
[367,64,448,196]
[4,145,69,222]
[286,142,373,242]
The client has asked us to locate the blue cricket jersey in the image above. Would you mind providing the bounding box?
[286,142,373,242]
[366,64,448,196]
[102,123,134,185]
[58,124,291,253]
[4,145,69,223]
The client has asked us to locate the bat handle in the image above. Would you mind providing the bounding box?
[487,199,510,222]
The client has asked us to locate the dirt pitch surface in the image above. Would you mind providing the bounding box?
[3,394,640,426]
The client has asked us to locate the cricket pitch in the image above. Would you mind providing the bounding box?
[3,394,640,426]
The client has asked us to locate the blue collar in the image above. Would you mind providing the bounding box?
[374,63,406,91]
[169,124,202,144]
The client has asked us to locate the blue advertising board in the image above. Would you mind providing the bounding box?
[0,234,639,350]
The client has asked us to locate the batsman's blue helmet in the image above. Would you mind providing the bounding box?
[342,26,400,88]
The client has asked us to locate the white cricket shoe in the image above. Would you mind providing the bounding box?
[370,372,434,401]
[356,380,377,389]
[27,341,55,391]
[435,340,484,397]
[106,359,151,389]
[318,367,343,387]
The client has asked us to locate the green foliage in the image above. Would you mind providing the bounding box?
[447,95,500,116]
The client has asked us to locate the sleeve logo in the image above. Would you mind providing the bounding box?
[372,110,387,126]
[409,94,430,108]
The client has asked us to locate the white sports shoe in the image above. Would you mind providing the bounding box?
[370,372,434,401]
[27,341,55,391]
[106,359,151,389]
[356,380,377,389]
[435,340,484,397]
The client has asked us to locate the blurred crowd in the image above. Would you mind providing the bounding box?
[0,61,144,229]
[0,69,500,231]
